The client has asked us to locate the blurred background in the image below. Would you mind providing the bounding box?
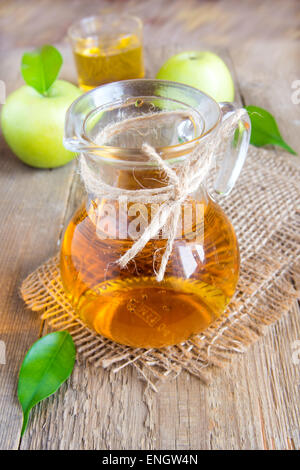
[1,0,299,49]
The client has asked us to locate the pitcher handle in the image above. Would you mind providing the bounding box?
[213,102,251,196]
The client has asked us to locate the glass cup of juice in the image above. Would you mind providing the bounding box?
[68,14,145,91]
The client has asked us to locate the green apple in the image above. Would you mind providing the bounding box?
[156,51,235,102]
[1,80,81,168]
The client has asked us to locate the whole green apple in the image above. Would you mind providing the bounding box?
[156,51,235,102]
[1,80,81,168]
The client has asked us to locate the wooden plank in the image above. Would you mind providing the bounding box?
[0,49,77,449]
[0,1,299,450]
[231,40,300,155]
[228,39,300,450]
[1,0,299,51]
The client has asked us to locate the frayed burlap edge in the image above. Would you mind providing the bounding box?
[21,147,300,391]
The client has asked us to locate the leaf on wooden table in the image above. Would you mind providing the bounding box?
[18,331,76,436]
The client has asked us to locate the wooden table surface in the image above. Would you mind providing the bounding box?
[0,0,299,450]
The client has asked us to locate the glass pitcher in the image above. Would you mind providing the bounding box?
[62,79,250,348]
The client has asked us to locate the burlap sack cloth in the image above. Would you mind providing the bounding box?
[21,145,300,390]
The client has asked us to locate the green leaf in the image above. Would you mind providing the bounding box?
[21,45,63,96]
[18,331,75,436]
[245,105,297,155]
